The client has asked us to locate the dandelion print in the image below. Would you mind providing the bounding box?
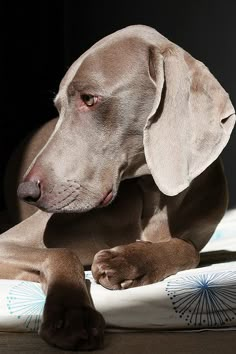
[166,271,236,327]
[7,282,45,331]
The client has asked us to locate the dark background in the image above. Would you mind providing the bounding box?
[1,1,236,211]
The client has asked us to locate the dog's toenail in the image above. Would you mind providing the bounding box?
[121,279,133,289]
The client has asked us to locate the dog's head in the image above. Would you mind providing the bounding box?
[18,25,235,212]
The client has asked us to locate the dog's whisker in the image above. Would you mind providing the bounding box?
[65,180,101,199]
[47,181,101,210]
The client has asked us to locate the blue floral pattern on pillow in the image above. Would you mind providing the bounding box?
[7,282,45,331]
[166,271,236,327]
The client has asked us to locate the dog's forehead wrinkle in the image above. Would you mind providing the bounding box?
[69,78,104,96]
[96,39,147,71]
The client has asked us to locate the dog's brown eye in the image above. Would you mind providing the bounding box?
[81,94,97,106]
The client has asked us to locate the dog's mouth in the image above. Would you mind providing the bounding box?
[40,187,115,213]
[98,189,113,207]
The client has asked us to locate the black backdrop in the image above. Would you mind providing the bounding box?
[1,1,236,210]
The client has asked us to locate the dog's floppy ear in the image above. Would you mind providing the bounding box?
[143,44,235,196]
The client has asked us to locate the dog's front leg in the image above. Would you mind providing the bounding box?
[92,238,199,290]
[0,213,104,350]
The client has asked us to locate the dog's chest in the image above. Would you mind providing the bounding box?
[44,179,147,265]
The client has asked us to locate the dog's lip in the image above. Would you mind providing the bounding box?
[99,189,113,207]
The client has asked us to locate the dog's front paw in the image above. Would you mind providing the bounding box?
[39,287,105,350]
[92,241,161,290]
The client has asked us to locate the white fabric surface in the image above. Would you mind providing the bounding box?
[0,210,236,333]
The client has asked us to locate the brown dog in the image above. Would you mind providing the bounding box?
[1,25,235,350]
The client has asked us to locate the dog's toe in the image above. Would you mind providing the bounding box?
[92,247,143,290]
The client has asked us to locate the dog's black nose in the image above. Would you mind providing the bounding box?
[17,181,41,203]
